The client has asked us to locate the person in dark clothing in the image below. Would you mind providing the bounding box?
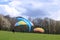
[12,28,15,33]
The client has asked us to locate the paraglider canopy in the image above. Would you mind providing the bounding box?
[33,28,45,33]
[15,17,33,32]
[16,21,27,26]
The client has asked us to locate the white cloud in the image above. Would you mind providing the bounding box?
[30,2,44,9]
[48,10,60,20]
[0,0,27,17]
[9,1,22,7]
[4,5,21,17]
[0,5,22,17]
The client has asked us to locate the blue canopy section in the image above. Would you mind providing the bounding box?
[15,17,32,32]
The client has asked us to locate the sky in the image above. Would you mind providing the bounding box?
[0,0,60,20]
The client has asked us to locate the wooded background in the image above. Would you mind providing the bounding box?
[0,14,60,34]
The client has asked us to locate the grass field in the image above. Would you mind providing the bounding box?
[0,31,60,40]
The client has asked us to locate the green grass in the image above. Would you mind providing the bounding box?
[0,31,60,40]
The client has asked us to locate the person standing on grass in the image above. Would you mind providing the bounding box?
[12,28,15,33]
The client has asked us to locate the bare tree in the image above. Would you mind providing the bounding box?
[0,14,11,31]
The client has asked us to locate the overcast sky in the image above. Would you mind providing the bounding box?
[0,0,60,20]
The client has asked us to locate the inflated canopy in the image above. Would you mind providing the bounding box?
[33,28,45,33]
[16,21,27,25]
[15,17,33,32]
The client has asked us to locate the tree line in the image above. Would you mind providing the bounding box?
[0,14,60,34]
